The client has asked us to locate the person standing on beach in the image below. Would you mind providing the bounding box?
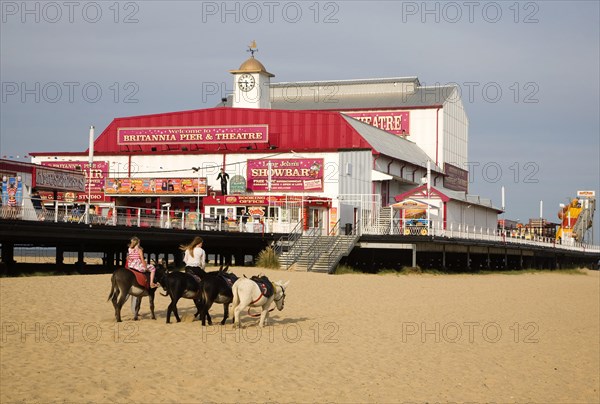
[127,236,158,288]
[180,236,206,279]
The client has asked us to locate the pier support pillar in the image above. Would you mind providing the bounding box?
[442,245,446,270]
[56,245,64,266]
[76,248,85,270]
[519,249,523,269]
[1,242,16,266]
[466,246,471,271]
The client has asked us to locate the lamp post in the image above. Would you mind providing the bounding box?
[539,200,544,238]
[501,186,505,235]
[192,167,200,229]
[426,160,431,232]
[86,125,94,225]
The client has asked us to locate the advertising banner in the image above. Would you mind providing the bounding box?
[247,159,324,191]
[117,125,269,145]
[104,177,207,196]
[212,195,302,206]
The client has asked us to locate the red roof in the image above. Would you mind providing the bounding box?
[395,185,451,203]
[73,107,375,157]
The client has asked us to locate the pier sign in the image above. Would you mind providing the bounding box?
[117,125,269,145]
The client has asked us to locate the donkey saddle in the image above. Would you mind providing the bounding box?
[250,275,274,298]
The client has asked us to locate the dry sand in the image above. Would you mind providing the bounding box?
[1,267,599,403]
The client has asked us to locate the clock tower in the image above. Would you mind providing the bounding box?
[230,43,274,109]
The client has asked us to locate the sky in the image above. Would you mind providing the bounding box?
[1,0,599,241]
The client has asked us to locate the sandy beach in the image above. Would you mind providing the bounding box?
[1,267,598,403]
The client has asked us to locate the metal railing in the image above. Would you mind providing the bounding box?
[274,219,304,256]
[370,218,600,253]
[304,220,328,271]
[322,220,361,273]
[282,221,323,270]
[5,197,300,234]
[4,197,599,254]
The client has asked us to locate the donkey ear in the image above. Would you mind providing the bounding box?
[282,280,290,288]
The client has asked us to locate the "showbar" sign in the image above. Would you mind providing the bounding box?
[117,125,269,145]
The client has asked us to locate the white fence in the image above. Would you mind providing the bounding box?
[362,218,600,254]
[4,197,599,254]
[1,198,298,234]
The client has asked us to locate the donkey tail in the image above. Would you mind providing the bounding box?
[107,274,116,302]
[231,281,240,314]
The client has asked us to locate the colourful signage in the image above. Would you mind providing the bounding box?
[204,195,303,206]
[343,110,410,136]
[39,191,106,203]
[104,177,207,196]
[2,176,23,206]
[41,161,107,193]
[117,125,269,145]
[247,159,324,191]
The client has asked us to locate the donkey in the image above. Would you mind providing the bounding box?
[160,265,230,324]
[159,270,205,323]
[231,276,289,328]
[107,265,166,322]
[197,266,239,326]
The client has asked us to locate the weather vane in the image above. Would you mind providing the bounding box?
[247,40,258,57]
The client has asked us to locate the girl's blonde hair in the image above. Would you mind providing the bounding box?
[179,236,203,256]
[129,236,140,249]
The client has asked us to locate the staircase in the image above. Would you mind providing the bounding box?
[377,206,392,234]
[278,234,359,273]
[278,235,316,269]
[309,234,359,273]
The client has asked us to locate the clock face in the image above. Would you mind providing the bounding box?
[238,74,255,92]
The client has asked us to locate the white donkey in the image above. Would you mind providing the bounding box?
[231,277,289,328]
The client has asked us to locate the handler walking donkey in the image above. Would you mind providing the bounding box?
[231,275,289,328]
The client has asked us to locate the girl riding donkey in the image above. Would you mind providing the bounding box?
[179,236,238,325]
[180,236,206,279]
[127,236,158,288]
[155,237,207,323]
